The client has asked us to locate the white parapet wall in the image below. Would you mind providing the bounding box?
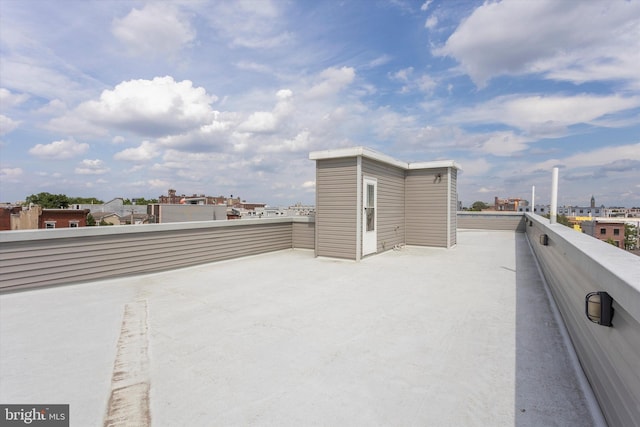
[525,212,640,427]
[0,217,314,292]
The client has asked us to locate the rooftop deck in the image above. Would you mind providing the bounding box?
[0,230,604,426]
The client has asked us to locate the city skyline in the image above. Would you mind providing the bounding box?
[1,0,639,207]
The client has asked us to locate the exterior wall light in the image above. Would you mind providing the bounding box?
[585,291,614,327]
[539,234,548,245]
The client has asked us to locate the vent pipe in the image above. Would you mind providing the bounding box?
[531,185,535,213]
[550,167,558,224]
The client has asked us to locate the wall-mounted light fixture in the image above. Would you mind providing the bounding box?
[434,173,442,183]
[539,234,548,245]
[585,291,614,327]
[529,220,533,227]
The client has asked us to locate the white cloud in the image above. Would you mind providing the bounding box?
[451,94,640,136]
[112,3,195,57]
[200,0,292,49]
[75,159,110,175]
[425,15,438,30]
[35,99,67,116]
[0,88,29,107]
[480,132,531,156]
[0,167,23,182]
[112,135,125,144]
[259,130,312,154]
[114,141,160,162]
[238,89,293,134]
[366,55,392,69]
[436,0,640,88]
[0,115,19,135]
[147,179,171,189]
[527,143,640,173]
[456,158,490,177]
[57,76,218,137]
[239,111,278,133]
[306,67,356,99]
[391,67,413,83]
[390,67,436,93]
[28,138,89,159]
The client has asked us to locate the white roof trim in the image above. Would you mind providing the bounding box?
[309,146,462,171]
[409,160,462,170]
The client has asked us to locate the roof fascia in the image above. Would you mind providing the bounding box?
[309,146,407,170]
[309,146,462,171]
[409,160,462,171]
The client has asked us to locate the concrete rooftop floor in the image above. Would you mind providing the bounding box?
[0,230,605,426]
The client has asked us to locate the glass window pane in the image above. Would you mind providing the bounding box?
[366,207,375,231]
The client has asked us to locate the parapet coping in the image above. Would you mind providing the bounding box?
[0,216,313,243]
[526,213,640,320]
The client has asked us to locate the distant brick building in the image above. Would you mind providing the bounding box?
[494,197,527,212]
[38,209,90,229]
[1,206,90,230]
[0,206,22,230]
[582,220,625,248]
[159,189,234,205]
[157,189,265,210]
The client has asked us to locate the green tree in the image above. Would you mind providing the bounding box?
[123,197,158,205]
[86,213,96,226]
[624,223,638,250]
[470,201,489,211]
[605,237,618,247]
[24,192,70,209]
[68,197,104,204]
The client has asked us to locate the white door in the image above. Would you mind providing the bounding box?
[363,177,377,256]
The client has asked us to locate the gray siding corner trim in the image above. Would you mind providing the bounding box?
[526,213,640,427]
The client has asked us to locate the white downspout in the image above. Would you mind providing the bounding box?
[356,156,362,261]
[550,167,558,224]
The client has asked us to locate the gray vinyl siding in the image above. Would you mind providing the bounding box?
[315,158,357,259]
[0,220,292,291]
[526,214,640,427]
[292,220,315,249]
[156,205,228,222]
[457,212,526,232]
[405,168,449,247]
[362,158,405,253]
[450,169,457,246]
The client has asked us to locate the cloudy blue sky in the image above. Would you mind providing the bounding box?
[1,0,639,207]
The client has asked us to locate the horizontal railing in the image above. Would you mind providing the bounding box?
[0,217,315,292]
[525,213,640,427]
